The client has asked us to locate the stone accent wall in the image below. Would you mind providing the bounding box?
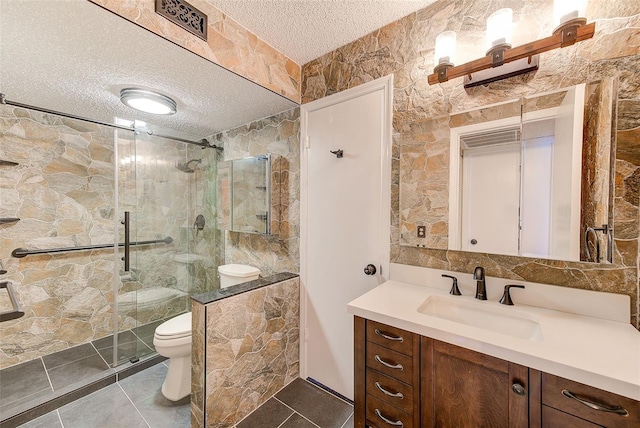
[191,277,300,428]
[213,109,300,276]
[301,0,640,327]
[0,105,220,369]
[0,106,120,368]
[88,0,300,102]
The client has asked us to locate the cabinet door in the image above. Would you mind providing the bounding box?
[421,338,529,428]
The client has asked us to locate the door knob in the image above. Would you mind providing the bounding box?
[364,264,377,275]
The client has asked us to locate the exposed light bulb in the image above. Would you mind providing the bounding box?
[434,31,457,68]
[486,8,513,51]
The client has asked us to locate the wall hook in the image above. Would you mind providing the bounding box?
[330,149,344,158]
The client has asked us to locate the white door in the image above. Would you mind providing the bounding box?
[301,76,392,400]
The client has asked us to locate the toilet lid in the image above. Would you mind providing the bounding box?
[155,312,192,338]
[218,264,260,278]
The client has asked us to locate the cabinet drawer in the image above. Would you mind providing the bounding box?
[542,373,639,428]
[366,368,414,414]
[367,320,415,355]
[366,394,413,428]
[366,342,414,385]
[542,405,602,428]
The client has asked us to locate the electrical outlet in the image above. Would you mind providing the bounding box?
[417,226,426,238]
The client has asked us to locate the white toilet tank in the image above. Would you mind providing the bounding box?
[218,264,260,288]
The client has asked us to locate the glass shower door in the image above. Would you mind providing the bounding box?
[114,130,193,365]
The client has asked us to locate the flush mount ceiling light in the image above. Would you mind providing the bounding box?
[429,0,595,87]
[120,88,177,115]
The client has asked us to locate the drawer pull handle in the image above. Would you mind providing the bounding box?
[561,389,629,417]
[375,408,404,427]
[375,381,404,399]
[375,329,404,342]
[375,355,403,370]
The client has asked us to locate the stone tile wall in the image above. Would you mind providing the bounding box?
[301,0,640,327]
[0,105,219,369]
[89,0,300,102]
[191,277,300,428]
[212,109,300,276]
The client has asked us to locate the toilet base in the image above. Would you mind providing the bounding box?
[161,354,191,401]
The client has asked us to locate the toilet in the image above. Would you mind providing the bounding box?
[218,263,261,288]
[153,264,260,401]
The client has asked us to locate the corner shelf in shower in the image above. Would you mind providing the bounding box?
[0,218,20,225]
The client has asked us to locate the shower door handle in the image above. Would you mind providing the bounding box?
[122,211,130,272]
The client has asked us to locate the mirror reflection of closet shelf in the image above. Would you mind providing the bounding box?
[218,154,276,235]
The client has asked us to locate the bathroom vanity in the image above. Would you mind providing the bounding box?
[348,265,640,428]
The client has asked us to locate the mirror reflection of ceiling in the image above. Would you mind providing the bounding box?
[208,0,438,64]
[0,0,297,140]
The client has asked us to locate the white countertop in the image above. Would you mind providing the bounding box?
[347,279,640,401]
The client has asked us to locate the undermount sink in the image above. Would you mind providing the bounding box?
[417,295,544,341]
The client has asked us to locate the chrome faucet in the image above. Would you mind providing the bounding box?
[473,266,487,300]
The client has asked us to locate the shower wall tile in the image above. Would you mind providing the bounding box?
[0,106,216,370]
[300,0,640,328]
[88,0,300,102]
[213,108,300,276]
[192,276,299,428]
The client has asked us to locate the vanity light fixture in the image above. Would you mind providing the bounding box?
[120,88,177,115]
[428,0,595,87]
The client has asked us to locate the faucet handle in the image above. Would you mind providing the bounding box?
[499,284,525,305]
[442,274,461,296]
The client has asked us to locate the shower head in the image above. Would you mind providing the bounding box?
[176,158,202,173]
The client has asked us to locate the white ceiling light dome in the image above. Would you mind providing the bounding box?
[120,88,177,115]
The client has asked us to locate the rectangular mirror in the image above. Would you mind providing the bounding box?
[400,82,616,263]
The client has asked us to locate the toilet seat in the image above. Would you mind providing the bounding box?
[154,312,192,339]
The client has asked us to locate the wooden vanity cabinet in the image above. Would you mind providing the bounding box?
[355,317,639,428]
[536,371,640,428]
[355,317,420,428]
[421,337,529,428]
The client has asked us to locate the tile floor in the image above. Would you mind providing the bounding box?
[237,378,354,428]
[0,320,164,425]
[16,373,354,428]
[17,362,190,428]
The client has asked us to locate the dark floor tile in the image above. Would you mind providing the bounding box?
[280,413,318,428]
[132,390,190,428]
[16,410,62,428]
[42,343,98,370]
[276,379,353,428]
[342,413,354,428]
[132,320,165,351]
[0,359,52,414]
[237,398,294,428]
[58,383,148,428]
[46,354,110,391]
[92,330,152,365]
[119,362,167,404]
[116,354,167,382]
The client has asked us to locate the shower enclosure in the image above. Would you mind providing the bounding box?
[0,102,222,415]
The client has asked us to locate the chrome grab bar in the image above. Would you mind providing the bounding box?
[11,236,173,258]
[0,281,24,322]
[561,389,629,416]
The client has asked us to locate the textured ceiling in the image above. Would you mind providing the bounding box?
[208,0,437,65]
[1,1,296,141]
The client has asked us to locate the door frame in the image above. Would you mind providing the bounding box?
[299,74,393,380]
